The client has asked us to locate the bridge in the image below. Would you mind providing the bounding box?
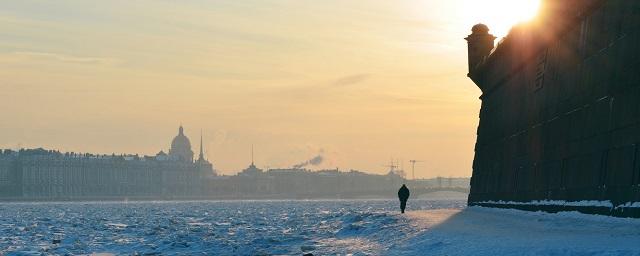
[410,186,470,195]
[332,186,470,199]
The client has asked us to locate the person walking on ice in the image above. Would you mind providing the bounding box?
[398,184,410,214]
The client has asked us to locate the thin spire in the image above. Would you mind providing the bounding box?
[251,144,254,165]
[199,129,204,160]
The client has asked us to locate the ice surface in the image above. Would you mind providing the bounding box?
[0,200,464,255]
[2,200,638,255]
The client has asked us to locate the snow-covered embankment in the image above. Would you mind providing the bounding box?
[387,207,640,255]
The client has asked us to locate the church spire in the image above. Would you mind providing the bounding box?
[198,130,205,161]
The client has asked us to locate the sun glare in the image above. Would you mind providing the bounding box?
[462,0,541,38]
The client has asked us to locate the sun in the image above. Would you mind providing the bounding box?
[462,0,541,38]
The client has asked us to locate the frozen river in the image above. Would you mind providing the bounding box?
[0,199,466,255]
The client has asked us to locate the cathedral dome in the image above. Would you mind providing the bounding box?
[169,126,194,162]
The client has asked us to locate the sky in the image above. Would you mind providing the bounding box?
[0,0,540,178]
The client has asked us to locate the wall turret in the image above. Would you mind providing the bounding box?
[465,24,496,74]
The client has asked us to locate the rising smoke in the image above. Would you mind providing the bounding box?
[292,155,324,169]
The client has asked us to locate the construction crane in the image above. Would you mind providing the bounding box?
[383,158,411,179]
[383,158,399,173]
[409,160,423,180]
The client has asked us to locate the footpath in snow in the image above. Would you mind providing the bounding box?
[387,207,640,255]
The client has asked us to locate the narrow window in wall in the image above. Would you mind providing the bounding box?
[599,149,609,187]
[534,49,548,91]
[579,17,590,58]
[560,158,567,190]
[633,144,640,185]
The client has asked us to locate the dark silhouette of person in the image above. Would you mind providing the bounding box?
[398,184,410,213]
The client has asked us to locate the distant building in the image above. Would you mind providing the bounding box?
[195,131,214,175]
[0,126,215,200]
[238,162,263,177]
[169,126,194,162]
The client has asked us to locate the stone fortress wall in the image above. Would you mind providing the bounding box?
[466,0,640,216]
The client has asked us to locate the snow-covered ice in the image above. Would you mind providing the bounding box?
[388,207,640,256]
[0,199,464,255]
[1,199,639,255]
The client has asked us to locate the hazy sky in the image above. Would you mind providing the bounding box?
[0,0,540,177]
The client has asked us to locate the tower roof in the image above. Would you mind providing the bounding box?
[471,23,490,34]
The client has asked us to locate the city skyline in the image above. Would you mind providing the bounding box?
[2,124,469,177]
[0,0,541,177]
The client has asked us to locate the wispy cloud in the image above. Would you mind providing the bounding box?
[11,51,120,65]
[331,73,371,87]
